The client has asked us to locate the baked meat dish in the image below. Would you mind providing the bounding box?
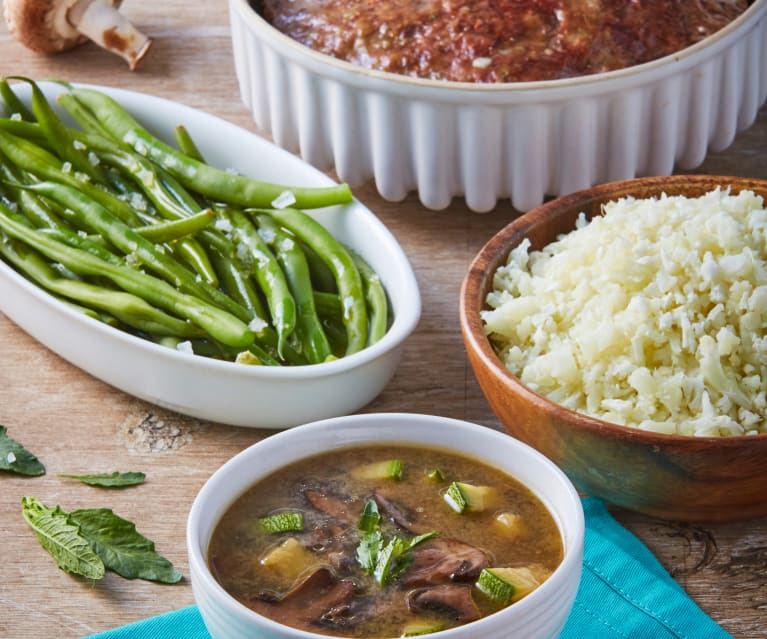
[256,0,750,82]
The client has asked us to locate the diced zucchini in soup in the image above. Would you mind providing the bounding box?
[476,566,544,605]
[259,537,317,584]
[352,459,404,480]
[425,468,445,482]
[401,619,446,636]
[443,481,497,513]
[257,511,304,533]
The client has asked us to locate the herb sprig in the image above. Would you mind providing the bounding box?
[22,496,182,584]
[355,499,437,587]
[58,471,146,487]
[0,425,45,476]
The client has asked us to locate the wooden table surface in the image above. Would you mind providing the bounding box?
[1,3,766,638]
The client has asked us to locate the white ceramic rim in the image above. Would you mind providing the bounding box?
[187,412,585,639]
[0,82,422,382]
[232,0,767,100]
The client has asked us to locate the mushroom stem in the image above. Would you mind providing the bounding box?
[67,0,152,70]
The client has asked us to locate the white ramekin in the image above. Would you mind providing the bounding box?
[188,413,585,639]
[228,0,767,212]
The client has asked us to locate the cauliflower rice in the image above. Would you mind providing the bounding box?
[481,188,767,437]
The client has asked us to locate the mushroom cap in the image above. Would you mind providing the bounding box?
[3,0,123,54]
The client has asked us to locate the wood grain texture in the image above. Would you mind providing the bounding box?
[0,2,766,637]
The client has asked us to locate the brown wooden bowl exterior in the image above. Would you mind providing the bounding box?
[460,175,767,522]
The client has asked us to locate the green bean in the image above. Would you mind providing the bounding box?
[256,213,332,364]
[321,316,348,358]
[311,291,353,358]
[256,207,368,355]
[205,244,307,364]
[313,290,343,319]
[347,247,389,345]
[0,150,64,229]
[54,295,120,326]
[0,117,50,145]
[18,180,254,323]
[152,125,245,294]
[0,237,203,337]
[76,130,208,220]
[0,128,144,227]
[187,338,281,367]
[0,204,254,348]
[173,125,204,161]
[95,149,252,298]
[37,227,123,265]
[157,169,203,212]
[301,241,339,293]
[8,77,107,184]
[224,207,296,356]
[71,87,353,210]
[65,131,221,286]
[72,130,227,290]
[148,173,240,280]
[57,91,114,139]
[135,208,215,243]
[208,244,268,322]
[0,78,34,121]
[212,229,306,361]
[171,236,219,286]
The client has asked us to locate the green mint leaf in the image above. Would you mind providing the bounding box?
[0,426,45,476]
[375,531,440,586]
[354,498,440,586]
[358,499,381,533]
[69,508,182,584]
[58,471,146,488]
[389,532,440,582]
[356,529,383,575]
[408,531,440,550]
[373,537,400,586]
[21,497,105,580]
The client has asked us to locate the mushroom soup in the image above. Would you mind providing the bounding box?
[208,444,563,637]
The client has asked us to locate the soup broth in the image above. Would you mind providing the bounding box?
[208,445,563,637]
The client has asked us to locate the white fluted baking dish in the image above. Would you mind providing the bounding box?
[228,0,767,213]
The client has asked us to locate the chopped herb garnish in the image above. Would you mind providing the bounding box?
[355,499,438,586]
[0,426,45,476]
[358,499,381,533]
[58,471,146,487]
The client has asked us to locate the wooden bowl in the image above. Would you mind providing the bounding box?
[460,175,767,522]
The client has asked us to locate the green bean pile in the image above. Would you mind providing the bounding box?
[0,77,390,365]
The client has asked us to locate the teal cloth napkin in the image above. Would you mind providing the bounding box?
[87,498,732,639]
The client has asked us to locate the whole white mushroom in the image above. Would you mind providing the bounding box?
[3,0,152,70]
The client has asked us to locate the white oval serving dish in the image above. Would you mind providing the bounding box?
[229,0,767,213]
[0,82,421,429]
[188,412,585,639]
